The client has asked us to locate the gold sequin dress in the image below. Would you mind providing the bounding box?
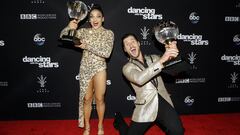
[60,26,114,128]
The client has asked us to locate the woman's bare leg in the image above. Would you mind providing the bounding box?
[83,79,94,134]
[93,70,107,133]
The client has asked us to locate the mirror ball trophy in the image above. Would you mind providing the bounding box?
[59,1,88,45]
[154,20,179,45]
[154,20,182,67]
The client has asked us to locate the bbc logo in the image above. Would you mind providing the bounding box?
[27,103,43,108]
[225,16,240,22]
[20,14,37,19]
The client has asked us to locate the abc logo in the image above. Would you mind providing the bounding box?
[189,12,200,24]
[184,96,194,106]
[233,34,240,45]
[34,33,45,46]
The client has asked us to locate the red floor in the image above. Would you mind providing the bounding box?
[0,113,240,135]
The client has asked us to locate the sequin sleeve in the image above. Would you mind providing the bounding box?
[59,26,85,39]
[75,28,85,39]
[86,30,114,58]
[59,26,71,38]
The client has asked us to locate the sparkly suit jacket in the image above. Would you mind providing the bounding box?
[122,55,174,123]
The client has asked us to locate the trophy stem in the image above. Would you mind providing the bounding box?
[165,38,177,45]
[68,30,76,37]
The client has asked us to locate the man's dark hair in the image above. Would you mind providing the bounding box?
[121,33,140,44]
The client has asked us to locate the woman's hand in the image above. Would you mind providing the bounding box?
[68,19,79,30]
[74,39,87,49]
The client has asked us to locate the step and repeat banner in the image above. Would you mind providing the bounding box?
[0,0,240,120]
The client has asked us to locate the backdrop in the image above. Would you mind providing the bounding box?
[0,0,240,120]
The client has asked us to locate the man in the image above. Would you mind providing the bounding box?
[113,31,185,135]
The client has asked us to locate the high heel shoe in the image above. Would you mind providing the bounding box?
[97,126,104,135]
[83,127,90,135]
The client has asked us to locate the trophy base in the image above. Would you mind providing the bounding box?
[58,35,81,45]
[163,56,182,68]
[162,56,191,76]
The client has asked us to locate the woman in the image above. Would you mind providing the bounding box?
[60,4,114,135]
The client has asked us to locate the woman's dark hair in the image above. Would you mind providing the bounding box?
[89,4,104,16]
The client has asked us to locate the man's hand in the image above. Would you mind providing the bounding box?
[165,40,178,50]
[159,41,179,64]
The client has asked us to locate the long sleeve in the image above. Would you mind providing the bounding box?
[85,30,114,58]
[122,61,163,86]
[59,26,71,38]
[60,26,85,38]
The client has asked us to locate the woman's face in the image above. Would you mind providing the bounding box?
[89,9,104,29]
